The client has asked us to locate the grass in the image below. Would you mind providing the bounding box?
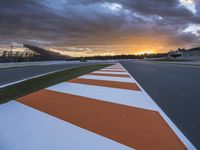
[0,64,111,104]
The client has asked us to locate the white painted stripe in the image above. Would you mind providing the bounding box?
[104,68,122,71]
[0,101,133,150]
[79,75,135,83]
[119,63,197,150]
[100,69,125,72]
[47,82,156,111]
[92,71,129,75]
[105,67,123,69]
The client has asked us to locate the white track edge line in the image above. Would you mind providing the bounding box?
[119,62,196,150]
[0,67,80,88]
[0,63,114,88]
[0,64,103,89]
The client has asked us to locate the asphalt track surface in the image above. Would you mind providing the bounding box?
[120,60,200,149]
[0,62,103,87]
[1,63,192,149]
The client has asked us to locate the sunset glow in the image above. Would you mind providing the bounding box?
[136,50,155,55]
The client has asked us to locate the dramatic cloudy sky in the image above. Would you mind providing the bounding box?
[0,0,200,56]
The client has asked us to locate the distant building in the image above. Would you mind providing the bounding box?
[170,47,200,61]
[180,47,200,60]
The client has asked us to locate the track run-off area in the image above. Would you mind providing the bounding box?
[0,63,197,150]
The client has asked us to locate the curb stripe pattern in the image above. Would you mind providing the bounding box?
[93,71,129,75]
[80,74,135,83]
[88,72,130,77]
[0,63,196,150]
[17,89,183,150]
[100,69,126,72]
[0,101,131,150]
[69,78,141,91]
[46,82,155,111]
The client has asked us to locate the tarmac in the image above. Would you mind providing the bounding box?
[0,63,196,150]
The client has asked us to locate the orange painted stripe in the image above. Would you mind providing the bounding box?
[69,78,141,91]
[88,73,130,77]
[17,90,186,150]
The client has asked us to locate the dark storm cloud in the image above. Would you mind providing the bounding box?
[195,0,200,15]
[0,0,56,42]
[0,0,199,51]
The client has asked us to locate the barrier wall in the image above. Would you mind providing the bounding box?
[0,60,115,69]
[0,61,77,69]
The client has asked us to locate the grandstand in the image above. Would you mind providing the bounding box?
[169,47,200,61]
[0,44,71,62]
[23,44,69,60]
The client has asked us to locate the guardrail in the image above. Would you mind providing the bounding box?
[0,61,77,69]
[0,60,115,69]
